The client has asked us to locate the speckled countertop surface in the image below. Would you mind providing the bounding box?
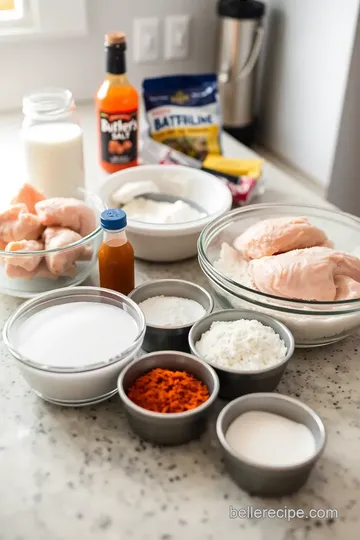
[0,107,359,539]
[1,258,360,540]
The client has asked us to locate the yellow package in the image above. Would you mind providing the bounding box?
[143,74,222,161]
[202,155,263,179]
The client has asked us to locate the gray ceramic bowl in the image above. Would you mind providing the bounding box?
[129,279,214,353]
[216,393,327,496]
[117,351,219,445]
[189,309,295,400]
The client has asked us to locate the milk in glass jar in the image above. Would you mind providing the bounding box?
[22,88,85,198]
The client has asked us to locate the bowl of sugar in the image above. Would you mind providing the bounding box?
[188,309,295,400]
[129,279,214,352]
[3,286,146,406]
[216,393,326,496]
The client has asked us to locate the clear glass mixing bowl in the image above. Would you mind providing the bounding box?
[0,189,104,298]
[198,203,360,347]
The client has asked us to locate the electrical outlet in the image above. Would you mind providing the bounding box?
[133,17,160,63]
[164,15,190,60]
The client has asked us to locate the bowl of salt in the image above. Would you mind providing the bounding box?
[129,279,214,352]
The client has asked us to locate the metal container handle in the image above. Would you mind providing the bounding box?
[237,25,264,80]
[218,24,264,84]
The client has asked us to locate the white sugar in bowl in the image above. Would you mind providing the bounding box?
[3,287,146,406]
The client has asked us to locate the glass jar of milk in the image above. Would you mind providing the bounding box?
[22,88,85,198]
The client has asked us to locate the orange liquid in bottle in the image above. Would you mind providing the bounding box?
[96,32,139,173]
[98,239,135,295]
[98,209,135,296]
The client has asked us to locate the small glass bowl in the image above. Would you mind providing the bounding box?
[0,188,104,298]
[198,203,360,347]
[3,286,146,406]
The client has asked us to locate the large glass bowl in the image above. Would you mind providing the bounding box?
[198,203,360,347]
[0,189,104,298]
[3,287,146,406]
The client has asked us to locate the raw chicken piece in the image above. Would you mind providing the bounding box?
[43,227,85,276]
[5,239,44,272]
[0,204,43,244]
[233,216,331,260]
[37,260,76,279]
[249,246,360,301]
[11,183,45,214]
[335,276,360,300]
[35,198,96,237]
[5,260,76,280]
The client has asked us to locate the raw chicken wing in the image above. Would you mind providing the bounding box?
[249,246,360,301]
[35,198,96,237]
[43,227,85,276]
[11,183,45,214]
[5,239,43,273]
[233,216,331,260]
[0,204,43,244]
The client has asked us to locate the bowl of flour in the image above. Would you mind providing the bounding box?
[98,164,232,262]
[189,309,294,400]
[129,279,214,353]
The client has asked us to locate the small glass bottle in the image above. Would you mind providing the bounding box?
[96,32,139,173]
[22,88,85,199]
[98,209,135,295]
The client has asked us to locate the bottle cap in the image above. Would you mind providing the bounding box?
[100,209,127,230]
[105,32,126,48]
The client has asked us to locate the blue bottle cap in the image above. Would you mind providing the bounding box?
[100,208,127,230]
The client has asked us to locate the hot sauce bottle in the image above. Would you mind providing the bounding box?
[96,32,139,173]
[98,209,135,296]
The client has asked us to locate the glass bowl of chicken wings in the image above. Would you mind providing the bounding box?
[0,183,104,297]
[198,203,360,347]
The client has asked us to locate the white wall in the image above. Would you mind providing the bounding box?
[258,0,360,186]
[327,13,360,215]
[0,0,218,111]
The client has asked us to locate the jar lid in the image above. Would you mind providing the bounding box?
[217,0,265,20]
[101,208,127,230]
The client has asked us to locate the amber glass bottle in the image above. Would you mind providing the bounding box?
[98,209,135,296]
[96,32,139,173]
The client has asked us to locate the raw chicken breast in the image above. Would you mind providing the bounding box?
[335,276,360,300]
[35,198,96,237]
[0,204,43,244]
[11,183,45,214]
[249,247,360,301]
[233,216,331,260]
[5,239,44,273]
[43,227,85,276]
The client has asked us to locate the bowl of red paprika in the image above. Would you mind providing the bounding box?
[117,351,220,445]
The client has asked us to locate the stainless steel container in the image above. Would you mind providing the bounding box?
[217,0,265,145]
[129,279,214,353]
[189,309,294,400]
[216,393,327,496]
[117,351,219,445]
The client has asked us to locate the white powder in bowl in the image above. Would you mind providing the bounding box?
[122,198,205,224]
[139,295,206,327]
[196,319,287,371]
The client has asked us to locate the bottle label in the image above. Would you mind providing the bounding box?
[99,109,138,164]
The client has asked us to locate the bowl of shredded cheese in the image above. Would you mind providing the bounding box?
[188,309,294,400]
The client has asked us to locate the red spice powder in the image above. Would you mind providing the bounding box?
[127,367,210,413]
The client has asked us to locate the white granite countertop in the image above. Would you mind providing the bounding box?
[0,106,359,540]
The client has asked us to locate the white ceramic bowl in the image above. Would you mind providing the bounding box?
[98,164,232,262]
[3,287,146,406]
